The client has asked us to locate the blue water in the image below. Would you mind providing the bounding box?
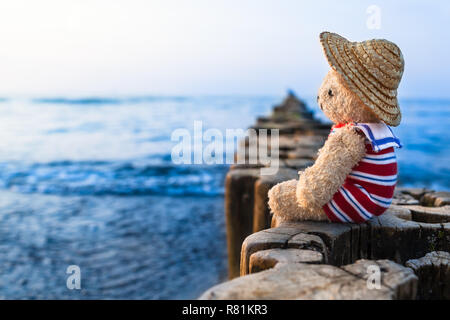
[0,96,279,197]
[0,96,448,299]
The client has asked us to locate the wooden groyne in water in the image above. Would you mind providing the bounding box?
[202,93,450,300]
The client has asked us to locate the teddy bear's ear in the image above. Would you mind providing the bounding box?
[319,32,403,126]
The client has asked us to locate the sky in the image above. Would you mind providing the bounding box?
[0,0,449,98]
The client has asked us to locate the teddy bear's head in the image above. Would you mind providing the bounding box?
[317,32,404,126]
[317,69,380,124]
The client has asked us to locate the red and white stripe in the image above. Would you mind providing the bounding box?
[323,123,400,223]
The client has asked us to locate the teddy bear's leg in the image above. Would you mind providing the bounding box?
[268,179,328,222]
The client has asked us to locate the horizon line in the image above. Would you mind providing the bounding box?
[1,94,450,102]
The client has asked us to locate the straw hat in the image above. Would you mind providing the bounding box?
[319,32,404,126]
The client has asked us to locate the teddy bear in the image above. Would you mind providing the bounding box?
[268,31,404,224]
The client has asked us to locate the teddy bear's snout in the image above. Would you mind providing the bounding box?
[317,96,324,111]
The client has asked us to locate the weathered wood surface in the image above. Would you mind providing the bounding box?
[406,251,450,299]
[251,122,330,136]
[282,158,314,171]
[200,259,417,300]
[267,209,450,271]
[393,188,450,207]
[421,191,450,207]
[269,219,366,266]
[227,206,449,299]
[240,226,326,276]
[249,248,323,273]
[403,205,450,223]
[225,168,261,279]
[368,211,449,264]
[387,204,412,220]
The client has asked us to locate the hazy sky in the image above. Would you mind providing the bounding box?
[0,0,449,98]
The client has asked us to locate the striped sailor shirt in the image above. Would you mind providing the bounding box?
[323,123,402,223]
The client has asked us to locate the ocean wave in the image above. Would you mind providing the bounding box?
[32,96,189,105]
[0,160,228,196]
[33,97,123,105]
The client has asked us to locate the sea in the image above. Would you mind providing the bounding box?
[0,95,448,299]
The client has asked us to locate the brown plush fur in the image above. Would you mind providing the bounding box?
[267,179,305,223]
[268,69,375,222]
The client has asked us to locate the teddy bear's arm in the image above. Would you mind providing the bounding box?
[296,126,366,211]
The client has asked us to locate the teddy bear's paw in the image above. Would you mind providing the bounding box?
[268,179,304,222]
[268,179,329,222]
